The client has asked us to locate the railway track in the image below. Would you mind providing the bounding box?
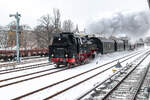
[10,49,149,100]
[0,57,48,69]
[0,51,138,89]
[77,50,150,100]
[0,50,143,75]
[22,56,46,60]
[0,50,144,75]
[0,62,51,75]
[136,63,150,100]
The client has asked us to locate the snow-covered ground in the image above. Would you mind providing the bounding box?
[0,57,48,65]
[0,47,149,100]
[0,57,49,71]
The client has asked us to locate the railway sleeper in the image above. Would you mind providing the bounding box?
[111,93,129,97]
[123,79,138,83]
[121,81,137,85]
[91,90,108,97]
[108,95,131,99]
[115,88,131,92]
[137,92,149,99]
[112,91,130,95]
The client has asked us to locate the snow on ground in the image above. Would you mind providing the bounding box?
[0,57,49,71]
[0,47,149,100]
[50,48,150,100]
[0,57,48,65]
[0,64,55,82]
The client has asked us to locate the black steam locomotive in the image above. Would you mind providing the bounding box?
[49,32,97,68]
[49,32,130,68]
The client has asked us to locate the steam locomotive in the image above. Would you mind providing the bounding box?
[49,32,132,68]
[49,32,98,68]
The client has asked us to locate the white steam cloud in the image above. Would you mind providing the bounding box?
[88,11,150,40]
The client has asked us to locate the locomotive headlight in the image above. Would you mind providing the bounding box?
[51,54,54,57]
[65,54,68,57]
[58,38,61,40]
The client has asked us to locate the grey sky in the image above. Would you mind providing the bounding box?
[0,0,149,30]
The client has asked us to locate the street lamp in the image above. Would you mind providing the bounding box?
[9,12,21,63]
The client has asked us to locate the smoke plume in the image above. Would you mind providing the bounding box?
[88,11,150,40]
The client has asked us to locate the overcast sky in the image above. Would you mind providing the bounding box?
[0,0,149,30]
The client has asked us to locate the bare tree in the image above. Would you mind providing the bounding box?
[39,14,54,46]
[34,25,51,48]
[34,8,62,48]
[7,21,16,30]
[3,31,8,49]
[0,28,8,49]
[62,19,74,32]
[21,25,34,50]
[52,8,61,33]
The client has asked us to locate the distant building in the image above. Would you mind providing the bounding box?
[8,26,24,47]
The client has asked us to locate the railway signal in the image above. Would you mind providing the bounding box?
[9,12,21,62]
